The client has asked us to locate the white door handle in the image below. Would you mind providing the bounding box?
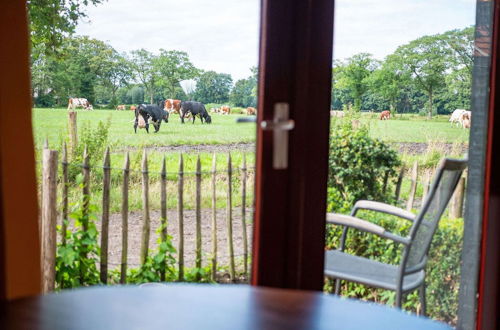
[260,103,294,169]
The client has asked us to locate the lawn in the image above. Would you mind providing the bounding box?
[32,108,257,149]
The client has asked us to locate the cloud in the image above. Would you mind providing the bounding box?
[76,0,476,80]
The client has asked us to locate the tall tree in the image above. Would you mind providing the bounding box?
[335,53,378,111]
[193,71,233,104]
[130,49,157,104]
[395,35,449,118]
[28,0,105,55]
[99,52,132,107]
[154,49,199,99]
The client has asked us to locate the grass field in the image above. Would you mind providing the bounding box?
[33,109,470,152]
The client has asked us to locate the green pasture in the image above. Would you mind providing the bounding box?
[33,109,469,150]
[32,108,256,149]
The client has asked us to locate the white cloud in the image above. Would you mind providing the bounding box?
[76,0,476,80]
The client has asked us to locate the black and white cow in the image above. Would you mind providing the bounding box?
[134,104,169,133]
[179,101,212,124]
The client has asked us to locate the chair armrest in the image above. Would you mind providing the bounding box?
[326,213,410,245]
[352,200,415,221]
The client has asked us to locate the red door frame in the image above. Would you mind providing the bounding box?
[251,0,334,290]
[477,1,500,328]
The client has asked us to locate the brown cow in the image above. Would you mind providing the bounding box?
[246,107,257,115]
[163,99,182,114]
[130,105,137,111]
[220,106,231,115]
[380,110,391,120]
[116,105,126,110]
[461,112,471,129]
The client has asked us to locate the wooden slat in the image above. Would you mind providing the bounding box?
[395,165,405,202]
[195,155,202,281]
[160,155,167,281]
[450,176,466,219]
[61,142,68,246]
[406,161,418,211]
[422,169,431,203]
[241,153,248,276]
[100,147,111,284]
[226,153,235,281]
[211,154,217,281]
[68,111,77,159]
[41,149,58,293]
[178,154,184,281]
[140,150,150,266]
[80,146,90,285]
[120,152,130,284]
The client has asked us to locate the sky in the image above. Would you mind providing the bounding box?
[76,0,476,82]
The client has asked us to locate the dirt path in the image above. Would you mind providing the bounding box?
[113,142,468,155]
[107,208,253,271]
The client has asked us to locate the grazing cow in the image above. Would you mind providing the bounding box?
[67,98,93,110]
[134,104,169,133]
[179,101,212,124]
[380,110,391,120]
[450,109,467,126]
[460,111,472,129]
[162,99,182,114]
[330,110,345,118]
[130,105,137,111]
[116,105,126,110]
[246,107,257,115]
[220,106,231,115]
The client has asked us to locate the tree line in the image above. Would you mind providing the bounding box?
[332,26,473,116]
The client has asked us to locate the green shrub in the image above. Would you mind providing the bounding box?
[328,121,400,209]
[325,211,462,324]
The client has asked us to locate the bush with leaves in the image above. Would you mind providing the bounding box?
[328,121,400,210]
[56,176,100,289]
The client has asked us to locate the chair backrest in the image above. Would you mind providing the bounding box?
[403,158,467,272]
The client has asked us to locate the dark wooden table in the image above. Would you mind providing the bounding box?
[0,284,451,329]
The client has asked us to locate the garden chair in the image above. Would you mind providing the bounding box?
[324,157,467,315]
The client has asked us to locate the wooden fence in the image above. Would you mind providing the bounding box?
[40,143,254,292]
[39,114,467,292]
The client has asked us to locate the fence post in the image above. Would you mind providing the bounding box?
[226,153,235,281]
[382,171,389,195]
[41,149,58,293]
[160,155,167,281]
[450,176,466,219]
[100,147,111,284]
[80,146,90,284]
[140,150,150,266]
[241,153,248,276]
[395,165,405,202]
[61,142,69,246]
[121,152,130,284]
[178,153,184,281]
[211,154,217,281]
[422,169,431,204]
[406,161,419,211]
[68,111,77,159]
[195,155,202,280]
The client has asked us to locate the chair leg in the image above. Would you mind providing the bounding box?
[419,283,427,316]
[334,279,342,295]
[396,289,403,308]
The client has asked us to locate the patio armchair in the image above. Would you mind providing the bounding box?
[324,158,467,315]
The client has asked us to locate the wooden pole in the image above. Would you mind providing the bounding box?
[211,154,217,281]
[41,149,58,293]
[195,155,202,281]
[80,146,90,284]
[61,142,68,246]
[160,155,167,281]
[100,147,111,284]
[178,153,184,281]
[406,161,419,211]
[226,153,235,281]
[120,152,130,284]
[450,176,466,219]
[395,165,405,202]
[422,169,431,204]
[382,171,389,195]
[241,154,248,276]
[140,150,151,266]
[68,111,77,159]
